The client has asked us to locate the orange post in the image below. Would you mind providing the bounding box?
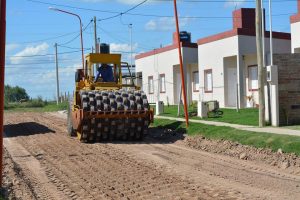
[0,0,7,186]
[173,0,189,127]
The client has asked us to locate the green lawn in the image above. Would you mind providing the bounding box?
[154,105,259,126]
[4,101,68,112]
[153,119,300,156]
[286,126,300,130]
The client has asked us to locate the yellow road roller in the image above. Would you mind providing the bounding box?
[67,44,154,143]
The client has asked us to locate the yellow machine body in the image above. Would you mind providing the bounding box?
[69,53,153,142]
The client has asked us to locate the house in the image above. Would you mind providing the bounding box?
[197,8,291,108]
[135,32,198,105]
[291,0,300,53]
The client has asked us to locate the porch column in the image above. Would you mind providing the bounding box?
[237,54,245,108]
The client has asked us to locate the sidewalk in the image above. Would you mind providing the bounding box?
[155,116,300,137]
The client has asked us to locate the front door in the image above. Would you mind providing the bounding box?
[175,72,181,104]
[226,67,237,107]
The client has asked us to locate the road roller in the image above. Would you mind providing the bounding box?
[67,44,154,143]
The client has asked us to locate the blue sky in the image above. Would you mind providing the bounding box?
[5,0,299,100]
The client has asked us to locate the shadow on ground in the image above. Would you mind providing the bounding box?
[106,121,186,145]
[4,122,55,138]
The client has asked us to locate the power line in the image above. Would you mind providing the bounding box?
[15,31,80,44]
[154,0,297,2]
[57,44,91,50]
[5,60,74,66]
[26,0,122,14]
[6,49,88,58]
[97,26,155,50]
[26,0,297,20]
[58,20,93,46]
[98,0,148,21]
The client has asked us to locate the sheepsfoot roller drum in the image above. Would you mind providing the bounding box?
[67,48,154,143]
[71,90,153,143]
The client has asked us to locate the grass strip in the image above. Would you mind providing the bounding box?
[152,105,259,126]
[153,119,300,156]
[4,101,68,112]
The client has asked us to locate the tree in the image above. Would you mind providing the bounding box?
[4,85,30,102]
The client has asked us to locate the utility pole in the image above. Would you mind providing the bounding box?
[269,0,273,65]
[129,23,133,71]
[261,2,265,66]
[256,0,266,127]
[173,0,189,127]
[94,16,98,53]
[0,0,7,187]
[93,16,98,75]
[54,43,60,105]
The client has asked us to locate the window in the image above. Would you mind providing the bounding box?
[193,71,199,92]
[204,69,213,93]
[248,65,258,91]
[148,76,154,94]
[126,78,131,85]
[159,74,166,93]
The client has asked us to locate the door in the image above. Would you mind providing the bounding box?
[226,67,237,107]
[175,72,182,104]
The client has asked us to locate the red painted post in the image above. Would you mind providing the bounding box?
[0,0,7,186]
[173,0,189,127]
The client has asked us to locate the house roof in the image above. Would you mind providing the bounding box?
[197,8,291,45]
[290,0,300,24]
[135,42,197,60]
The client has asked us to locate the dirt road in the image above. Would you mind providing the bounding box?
[3,112,300,200]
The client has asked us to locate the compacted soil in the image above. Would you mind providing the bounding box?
[2,112,300,200]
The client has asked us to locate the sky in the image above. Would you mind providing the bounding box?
[5,0,299,100]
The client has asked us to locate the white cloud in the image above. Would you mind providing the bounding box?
[224,0,246,7]
[110,43,138,53]
[6,43,20,52]
[10,43,49,64]
[145,17,192,31]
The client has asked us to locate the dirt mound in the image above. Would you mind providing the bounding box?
[184,136,300,173]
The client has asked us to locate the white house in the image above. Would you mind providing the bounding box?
[135,32,198,105]
[291,0,300,53]
[197,8,291,108]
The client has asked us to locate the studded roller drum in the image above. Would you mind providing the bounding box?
[78,89,151,142]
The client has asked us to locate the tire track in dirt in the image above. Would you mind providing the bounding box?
[13,118,216,199]
[4,122,69,200]
[4,112,300,200]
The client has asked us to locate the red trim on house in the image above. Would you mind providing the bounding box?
[135,42,197,60]
[204,69,213,93]
[192,71,199,92]
[290,0,300,24]
[291,14,300,24]
[197,8,290,45]
[197,29,291,45]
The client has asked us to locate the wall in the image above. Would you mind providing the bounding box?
[239,36,291,108]
[274,54,300,125]
[135,48,178,104]
[135,47,198,105]
[291,22,300,53]
[188,64,200,102]
[198,36,239,107]
[243,54,259,107]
